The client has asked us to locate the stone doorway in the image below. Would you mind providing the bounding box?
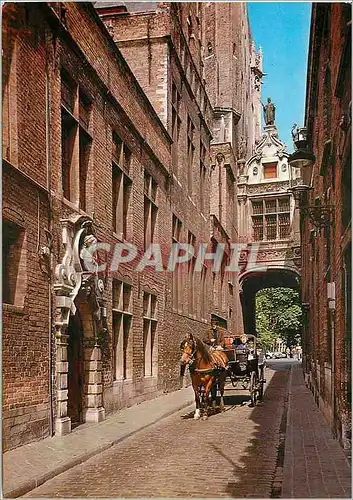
[67,309,84,427]
[54,214,106,436]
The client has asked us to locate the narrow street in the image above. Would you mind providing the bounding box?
[2,3,351,499]
[24,362,291,498]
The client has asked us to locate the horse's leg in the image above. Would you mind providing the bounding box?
[199,384,208,420]
[219,372,226,411]
[202,377,214,420]
[192,378,201,420]
[211,380,217,409]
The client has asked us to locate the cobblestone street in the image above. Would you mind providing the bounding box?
[24,364,289,498]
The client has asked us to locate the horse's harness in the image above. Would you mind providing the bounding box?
[182,340,225,375]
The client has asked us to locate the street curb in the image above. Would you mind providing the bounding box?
[270,364,291,498]
[3,399,195,499]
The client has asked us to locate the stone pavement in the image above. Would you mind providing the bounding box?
[3,363,352,499]
[23,365,286,498]
[3,387,195,498]
[281,363,351,498]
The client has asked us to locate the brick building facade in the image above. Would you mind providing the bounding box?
[3,2,257,450]
[301,3,351,452]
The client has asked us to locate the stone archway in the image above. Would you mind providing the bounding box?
[53,215,106,436]
[239,266,300,334]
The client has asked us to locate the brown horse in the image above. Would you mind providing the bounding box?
[180,333,228,420]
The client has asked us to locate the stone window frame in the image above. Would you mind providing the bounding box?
[144,170,158,251]
[171,82,182,176]
[187,231,196,317]
[187,115,195,195]
[2,24,18,166]
[143,292,158,378]
[2,218,27,307]
[251,196,291,242]
[172,214,183,312]
[112,279,133,380]
[61,69,93,209]
[263,161,277,180]
[200,263,207,321]
[112,132,132,240]
[199,141,207,214]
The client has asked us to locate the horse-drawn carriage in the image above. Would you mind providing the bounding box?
[180,332,266,419]
[224,334,266,406]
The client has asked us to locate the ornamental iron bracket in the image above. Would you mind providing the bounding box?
[302,205,334,230]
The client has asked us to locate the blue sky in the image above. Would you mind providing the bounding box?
[247,2,312,152]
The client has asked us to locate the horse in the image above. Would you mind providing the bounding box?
[180,333,228,420]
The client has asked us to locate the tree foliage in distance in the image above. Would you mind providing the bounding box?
[255,287,302,350]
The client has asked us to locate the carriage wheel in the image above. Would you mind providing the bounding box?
[258,367,265,401]
[249,371,258,406]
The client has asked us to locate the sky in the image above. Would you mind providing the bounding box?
[248,2,312,152]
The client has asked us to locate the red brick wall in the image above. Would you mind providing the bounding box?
[2,1,249,450]
[3,166,51,451]
[303,3,351,449]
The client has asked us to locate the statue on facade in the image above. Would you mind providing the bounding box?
[262,97,276,125]
[80,232,99,273]
[79,230,106,336]
[291,123,299,142]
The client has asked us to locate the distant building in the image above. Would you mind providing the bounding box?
[3,2,258,450]
[301,3,351,452]
[237,113,301,333]
[97,1,259,348]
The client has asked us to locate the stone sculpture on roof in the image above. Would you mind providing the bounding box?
[262,97,276,125]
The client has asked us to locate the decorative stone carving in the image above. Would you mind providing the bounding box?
[254,246,301,270]
[246,181,289,195]
[281,163,287,172]
[216,152,225,165]
[252,124,287,158]
[257,249,286,261]
[238,136,247,160]
[253,166,258,175]
[254,75,261,91]
[255,53,261,68]
[53,214,106,435]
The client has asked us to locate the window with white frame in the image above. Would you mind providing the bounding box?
[251,197,290,241]
[112,280,132,380]
[143,292,158,377]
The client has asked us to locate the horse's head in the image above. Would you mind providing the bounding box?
[180,333,196,366]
